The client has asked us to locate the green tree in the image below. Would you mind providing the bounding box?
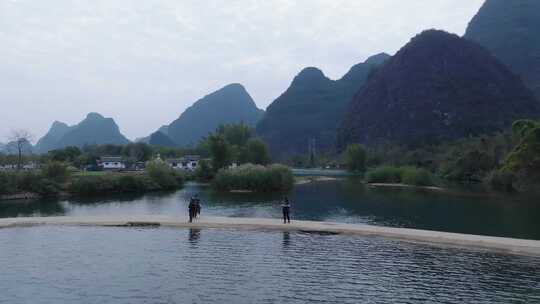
[48,146,82,163]
[146,162,182,190]
[41,161,71,183]
[7,129,33,170]
[208,134,232,171]
[217,123,253,146]
[512,120,539,139]
[195,159,214,182]
[122,143,152,162]
[244,138,271,165]
[344,144,367,172]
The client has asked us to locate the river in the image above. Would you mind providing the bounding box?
[1,179,540,240]
[1,179,540,303]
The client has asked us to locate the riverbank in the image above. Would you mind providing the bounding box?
[2,215,540,257]
[366,183,445,191]
[295,176,339,185]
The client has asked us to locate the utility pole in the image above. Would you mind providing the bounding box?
[308,138,316,168]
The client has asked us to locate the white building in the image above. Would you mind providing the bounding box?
[0,164,16,171]
[167,155,200,172]
[99,156,126,171]
[0,162,38,171]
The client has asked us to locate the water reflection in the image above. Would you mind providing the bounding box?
[282,231,291,248]
[0,200,65,218]
[189,228,201,245]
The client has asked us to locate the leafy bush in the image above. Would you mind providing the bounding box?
[366,166,403,183]
[0,172,17,195]
[486,170,516,192]
[243,138,271,165]
[367,166,435,186]
[212,164,294,192]
[498,123,540,193]
[69,175,117,196]
[15,171,43,192]
[41,161,71,183]
[0,171,61,196]
[401,167,435,186]
[442,150,497,181]
[69,173,160,196]
[344,144,367,172]
[116,175,155,193]
[195,159,214,182]
[146,162,183,190]
[31,179,61,197]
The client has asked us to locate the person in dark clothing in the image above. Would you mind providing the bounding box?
[188,196,197,223]
[281,197,291,224]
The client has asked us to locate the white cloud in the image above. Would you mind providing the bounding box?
[0,0,484,141]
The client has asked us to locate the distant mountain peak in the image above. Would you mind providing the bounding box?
[341,53,391,83]
[339,29,540,147]
[51,121,68,128]
[258,53,389,157]
[35,113,129,153]
[221,83,246,91]
[364,52,391,65]
[161,84,264,147]
[464,0,540,98]
[85,112,105,120]
[293,67,328,84]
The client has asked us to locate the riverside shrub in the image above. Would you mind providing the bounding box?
[366,166,403,183]
[401,167,435,186]
[366,166,435,186]
[0,172,17,195]
[146,162,184,190]
[69,173,159,196]
[41,161,71,183]
[486,170,516,192]
[212,164,294,192]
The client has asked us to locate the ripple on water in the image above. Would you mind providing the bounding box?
[0,226,539,304]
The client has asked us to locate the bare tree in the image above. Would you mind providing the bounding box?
[8,129,33,170]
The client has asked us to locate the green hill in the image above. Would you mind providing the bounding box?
[257,53,390,157]
[165,83,264,147]
[35,121,72,153]
[339,30,540,147]
[465,0,540,98]
[36,113,130,152]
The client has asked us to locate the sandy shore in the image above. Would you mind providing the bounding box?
[367,183,446,191]
[295,176,339,185]
[1,215,540,257]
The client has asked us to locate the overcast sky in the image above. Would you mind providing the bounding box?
[0,0,485,142]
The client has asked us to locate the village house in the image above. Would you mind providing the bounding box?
[167,155,200,171]
[0,164,17,171]
[98,156,126,171]
[0,162,39,171]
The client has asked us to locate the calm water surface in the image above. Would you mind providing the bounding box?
[1,179,540,239]
[0,226,539,304]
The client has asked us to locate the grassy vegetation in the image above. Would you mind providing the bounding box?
[366,166,403,184]
[366,166,436,187]
[486,120,540,193]
[212,164,294,192]
[0,171,62,197]
[1,160,185,198]
[69,174,157,196]
[70,164,184,196]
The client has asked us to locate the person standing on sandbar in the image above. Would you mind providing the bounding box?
[281,197,291,224]
[188,195,198,223]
